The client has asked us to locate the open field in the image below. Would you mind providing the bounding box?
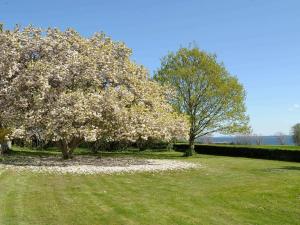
[0,148,300,225]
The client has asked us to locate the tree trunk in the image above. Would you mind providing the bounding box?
[59,141,74,159]
[0,142,11,155]
[61,147,73,159]
[187,138,194,157]
[137,138,147,151]
[185,136,194,157]
[57,137,83,159]
[185,112,196,157]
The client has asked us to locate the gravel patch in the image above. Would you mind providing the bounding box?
[0,155,199,175]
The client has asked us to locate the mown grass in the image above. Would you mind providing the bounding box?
[0,148,299,225]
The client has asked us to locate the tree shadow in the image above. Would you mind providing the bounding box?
[6,148,197,160]
[10,149,60,157]
[1,149,183,167]
[276,166,300,171]
[98,150,189,160]
[262,166,300,173]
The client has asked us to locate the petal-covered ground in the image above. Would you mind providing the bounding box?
[0,155,199,174]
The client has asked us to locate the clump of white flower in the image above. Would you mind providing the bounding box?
[0,25,189,159]
[0,157,199,175]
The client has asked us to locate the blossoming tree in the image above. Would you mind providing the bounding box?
[0,25,189,159]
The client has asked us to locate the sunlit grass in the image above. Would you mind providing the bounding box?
[0,148,299,225]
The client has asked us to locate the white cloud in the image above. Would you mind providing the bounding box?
[289,104,300,111]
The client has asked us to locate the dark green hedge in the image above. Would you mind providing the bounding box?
[173,144,300,162]
[173,143,189,152]
[131,141,169,150]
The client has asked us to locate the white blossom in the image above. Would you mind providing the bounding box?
[0,26,189,157]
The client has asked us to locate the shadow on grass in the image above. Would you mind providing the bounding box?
[277,166,300,171]
[261,166,300,173]
[10,149,60,157]
[0,147,191,167]
[6,147,202,160]
[98,151,186,159]
[1,149,154,167]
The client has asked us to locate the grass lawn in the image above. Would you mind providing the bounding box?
[0,148,299,225]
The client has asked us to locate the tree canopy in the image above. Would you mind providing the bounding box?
[0,25,189,158]
[292,124,300,146]
[154,47,250,156]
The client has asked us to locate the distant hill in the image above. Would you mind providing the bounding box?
[201,136,295,146]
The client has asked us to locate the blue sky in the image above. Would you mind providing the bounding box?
[1,0,299,135]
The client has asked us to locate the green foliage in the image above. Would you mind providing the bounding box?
[173,143,300,162]
[154,46,250,155]
[134,139,171,151]
[87,139,171,152]
[292,123,300,145]
[85,140,129,153]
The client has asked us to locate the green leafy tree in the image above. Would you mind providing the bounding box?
[292,123,300,146]
[154,47,250,156]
